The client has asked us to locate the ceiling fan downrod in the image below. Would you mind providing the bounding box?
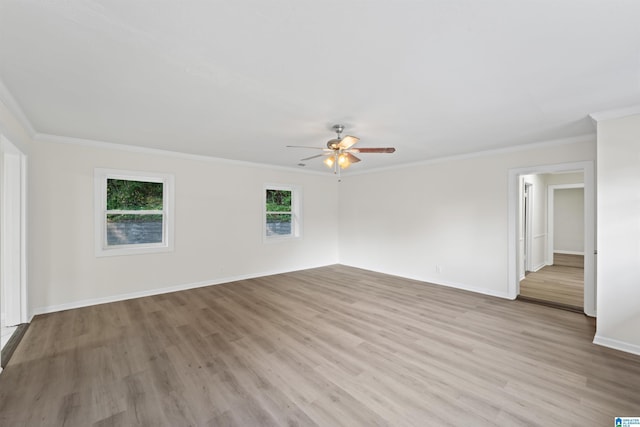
[332,124,344,139]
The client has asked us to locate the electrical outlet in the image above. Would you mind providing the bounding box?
[436,265,442,273]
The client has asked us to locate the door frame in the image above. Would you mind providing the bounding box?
[523,182,533,274]
[0,135,28,335]
[508,161,596,317]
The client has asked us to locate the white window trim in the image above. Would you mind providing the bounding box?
[94,168,175,257]
[263,184,302,242]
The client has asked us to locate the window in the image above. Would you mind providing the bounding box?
[95,169,174,256]
[264,185,301,240]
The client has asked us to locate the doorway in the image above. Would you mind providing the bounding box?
[508,161,595,317]
[519,179,585,310]
[0,135,27,363]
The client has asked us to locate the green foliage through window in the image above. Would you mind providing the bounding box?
[266,189,292,213]
[107,179,163,210]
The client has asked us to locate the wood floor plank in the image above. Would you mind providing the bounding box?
[0,265,638,426]
[520,260,584,308]
[554,253,584,268]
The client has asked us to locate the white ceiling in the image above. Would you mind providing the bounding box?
[1,1,639,172]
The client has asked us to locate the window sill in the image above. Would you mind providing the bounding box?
[95,244,173,258]
[263,235,301,244]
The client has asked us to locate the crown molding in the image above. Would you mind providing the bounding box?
[589,104,640,123]
[34,132,330,176]
[343,133,596,177]
[0,78,36,138]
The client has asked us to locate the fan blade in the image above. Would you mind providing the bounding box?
[345,152,361,163]
[338,135,359,150]
[286,145,330,150]
[300,154,326,161]
[351,147,396,153]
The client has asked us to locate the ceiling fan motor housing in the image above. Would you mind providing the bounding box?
[327,139,341,149]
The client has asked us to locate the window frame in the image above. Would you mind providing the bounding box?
[94,168,175,257]
[263,184,301,241]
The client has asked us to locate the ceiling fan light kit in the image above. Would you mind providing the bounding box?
[287,124,396,175]
[324,156,335,168]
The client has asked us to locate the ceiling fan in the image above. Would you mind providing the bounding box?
[287,124,396,173]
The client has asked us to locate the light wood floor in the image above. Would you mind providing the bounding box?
[1,265,638,426]
[553,253,584,269]
[520,254,584,309]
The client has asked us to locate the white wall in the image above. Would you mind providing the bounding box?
[553,188,584,254]
[28,139,339,315]
[545,172,584,186]
[594,112,640,355]
[338,140,596,298]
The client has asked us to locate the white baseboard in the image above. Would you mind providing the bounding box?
[554,250,584,256]
[29,262,336,318]
[340,263,512,300]
[430,278,512,300]
[519,263,546,279]
[593,334,640,357]
[532,263,546,272]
